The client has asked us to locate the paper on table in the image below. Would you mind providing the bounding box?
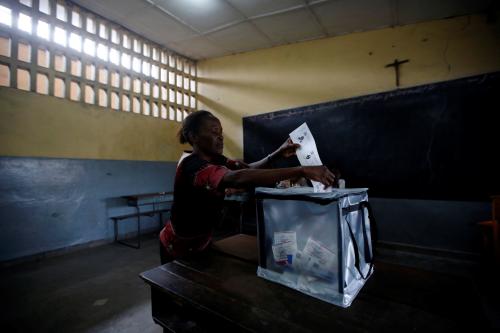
[289,123,331,193]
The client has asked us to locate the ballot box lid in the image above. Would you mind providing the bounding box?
[255,186,368,203]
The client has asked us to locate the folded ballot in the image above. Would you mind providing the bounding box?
[289,123,331,193]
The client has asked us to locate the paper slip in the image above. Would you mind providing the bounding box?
[294,249,331,279]
[274,231,297,249]
[272,231,297,265]
[272,243,293,263]
[303,238,336,267]
[302,238,337,280]
[289,123,331,193]
[294,251,308,270]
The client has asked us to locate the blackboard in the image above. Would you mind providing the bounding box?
[243,72,500,201]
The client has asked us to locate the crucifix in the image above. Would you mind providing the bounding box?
[385,58,409,87]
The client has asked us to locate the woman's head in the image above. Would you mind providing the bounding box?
[178,110,224,156]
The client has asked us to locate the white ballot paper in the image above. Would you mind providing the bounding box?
[272,231,297,265]
[294,238,337,281]
[289,123,331,193]
[302,238,337,280]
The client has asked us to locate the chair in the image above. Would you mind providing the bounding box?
[478,196,500,263]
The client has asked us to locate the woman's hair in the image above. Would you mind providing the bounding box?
[178,110,218,145]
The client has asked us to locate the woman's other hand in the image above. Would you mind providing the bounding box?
[225,188,247,196]
[277,138,301,159]
[233,159,250,169]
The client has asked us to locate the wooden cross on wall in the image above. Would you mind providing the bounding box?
[385,58,409,87]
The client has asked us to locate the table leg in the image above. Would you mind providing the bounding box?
[137,206,141,249]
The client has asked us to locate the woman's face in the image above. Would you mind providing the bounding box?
[192,117,224,156]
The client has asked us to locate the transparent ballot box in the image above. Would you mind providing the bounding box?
[255,187,374,307]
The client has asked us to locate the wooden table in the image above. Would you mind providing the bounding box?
[140,237,488,332]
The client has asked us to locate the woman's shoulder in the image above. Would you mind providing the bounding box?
[178,153,231,175]
[179,153,207,173]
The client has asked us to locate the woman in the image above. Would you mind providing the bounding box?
[160,110,336,264]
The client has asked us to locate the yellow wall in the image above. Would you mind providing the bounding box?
[198,14,500,159]
[0,88,187,161]
[1,14,499,161]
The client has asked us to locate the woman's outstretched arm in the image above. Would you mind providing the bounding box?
[221,165,335,189]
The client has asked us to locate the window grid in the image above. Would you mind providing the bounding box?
[0,0,197,120]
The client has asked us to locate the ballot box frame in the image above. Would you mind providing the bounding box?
[255,188,374,307]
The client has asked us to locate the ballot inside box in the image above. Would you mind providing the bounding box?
[255,187,374,307]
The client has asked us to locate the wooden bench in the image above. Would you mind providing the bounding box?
[112,192,173,249]
[112,208,170,249]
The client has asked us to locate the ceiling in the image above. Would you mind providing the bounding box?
[71,0,494,60]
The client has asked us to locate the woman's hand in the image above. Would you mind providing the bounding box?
[233,159,250,169]
[302,166,336,188]
[225,188,247,196]
[276,138,301,159]
[248,138,299,169]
